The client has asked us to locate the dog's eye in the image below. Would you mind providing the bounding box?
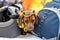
[24,11,28,15]
[31,20,35,23]
[24,20,28,24]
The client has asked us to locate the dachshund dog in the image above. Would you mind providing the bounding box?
[0,0,5,8]
[17,10,39,35]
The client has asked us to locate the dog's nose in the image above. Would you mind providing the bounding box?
[28,27,33,31]
[29,27,32,29]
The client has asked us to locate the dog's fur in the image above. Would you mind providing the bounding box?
[0,0,5,8]
[18,12,39,35]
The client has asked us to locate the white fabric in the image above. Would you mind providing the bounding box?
[43,37,57,40]
[17,33,42,40]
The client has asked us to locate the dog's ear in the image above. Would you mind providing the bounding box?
[18,15,24,26]
[33,10,39,24]
[18,11,24,26]
[35,15,39,24]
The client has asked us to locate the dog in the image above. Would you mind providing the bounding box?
[17,10,39,35]
[0,0,5,8]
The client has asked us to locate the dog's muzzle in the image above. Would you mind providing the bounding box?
[28,28,33,31]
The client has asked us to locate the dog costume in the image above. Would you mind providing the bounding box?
[17,0,52,33]
[21,0,52,15]
[18,10,35,32]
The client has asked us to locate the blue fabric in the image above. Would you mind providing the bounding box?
[4,2,9,6]
[0,0,2,2]
[53,0,60,3]
[33,9,59,39]
[44,0,60,9]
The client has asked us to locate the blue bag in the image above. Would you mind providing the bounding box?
[44,0,60,9]
[33,8,60,40]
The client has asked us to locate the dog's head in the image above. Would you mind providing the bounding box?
[18,10,39,31]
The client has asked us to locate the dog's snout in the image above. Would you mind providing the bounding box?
[29,27,32,29]
[28,27,34,31]
[28,29,33,31]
